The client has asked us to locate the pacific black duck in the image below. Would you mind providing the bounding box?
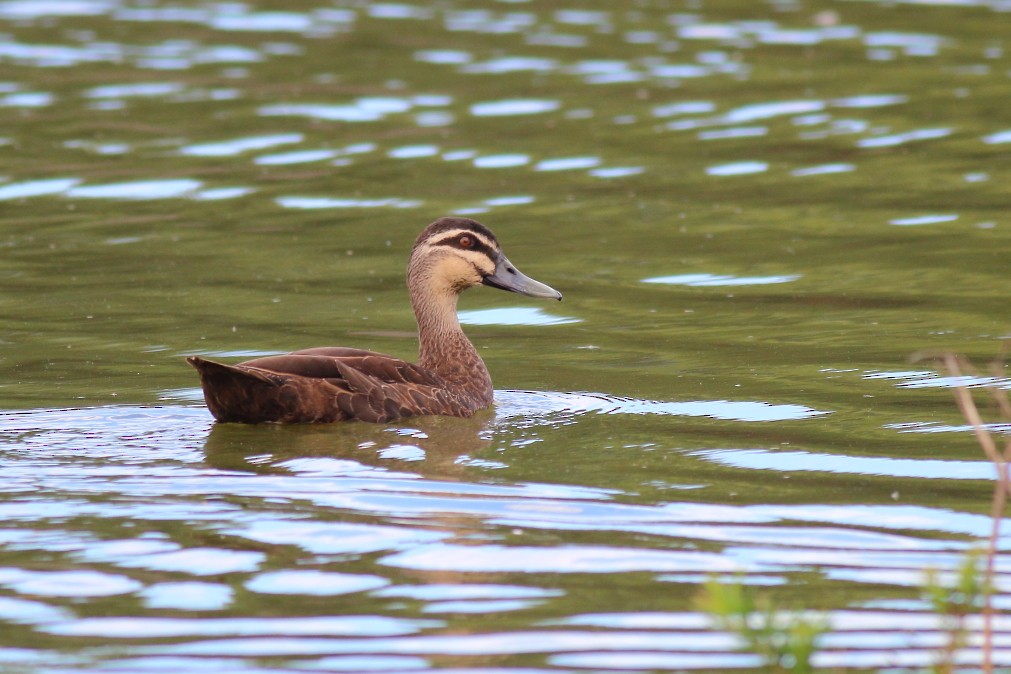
[188,217,562,423]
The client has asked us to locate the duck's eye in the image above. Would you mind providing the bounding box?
[459,235,473,248]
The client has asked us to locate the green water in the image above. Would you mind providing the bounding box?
[1,0,1010,670]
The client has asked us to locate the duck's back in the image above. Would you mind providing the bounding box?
[188,348,481,424]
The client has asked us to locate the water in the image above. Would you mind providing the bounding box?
[1,0,1010,670]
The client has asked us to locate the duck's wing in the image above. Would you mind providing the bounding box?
[235,351,469,422]
[238,352,441,387]
[331,358,472,422]
[289,347,383,358]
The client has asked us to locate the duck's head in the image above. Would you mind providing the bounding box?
[409,217,562,301]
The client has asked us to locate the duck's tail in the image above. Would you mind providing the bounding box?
[187,356,283,423]
[187,356,345,424]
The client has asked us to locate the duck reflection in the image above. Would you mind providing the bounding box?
[201,408,495,481]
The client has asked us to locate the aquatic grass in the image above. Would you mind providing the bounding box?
[694,576,826,673]
[699,347,1009,673]
[917,348,1011,674]
[922,550,989,674]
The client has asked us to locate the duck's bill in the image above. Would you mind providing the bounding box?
[483,254,562,300]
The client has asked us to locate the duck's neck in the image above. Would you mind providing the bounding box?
[411,286,493,406]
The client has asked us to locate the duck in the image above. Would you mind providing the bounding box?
[187,217,562,424]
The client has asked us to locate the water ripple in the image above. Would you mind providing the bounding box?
[84,82,184,99]
[0,568,142,597]
[534,156,600,171]
[473,154,529,168]
[588,166,644,178]
[698,126,767,140]
[44,615,432,638]
[0,596,72,624]
[857,127,952,148]
[0,91,53,107]
[0,0,114,19]
[245,570,388,596]
[259,99,411,122]
[470,99,559,116]
[226,519,446,555]
[66,179,202,200]
[495,391,827,422]
[388,144,440,159]
[652,101,716,117]
[643,273,800,286]
[832,93,908,108]
[458,307,579,326]
[139,582,233,611]
[723,99,825,123]
[792,163,856,177]
[254,149,337,165]
[180,133,303,157]
[889,213,959,226]
[462,56,557,74]
[414,49,471,64]
[383,544,743,574]
[275,196,422,210]
[706,161,768,176]
[0,178,80,200]
[376,583,561,601]
[696,448,999,480]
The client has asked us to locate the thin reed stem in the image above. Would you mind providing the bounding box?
[935,351,1010,674]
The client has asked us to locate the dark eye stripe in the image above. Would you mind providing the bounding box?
[429,231,497,259]
[451,236,495,259]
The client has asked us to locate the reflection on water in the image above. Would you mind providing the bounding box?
[2,0,1011,670]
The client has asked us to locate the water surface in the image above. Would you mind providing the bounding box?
[1,0,1010,670]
